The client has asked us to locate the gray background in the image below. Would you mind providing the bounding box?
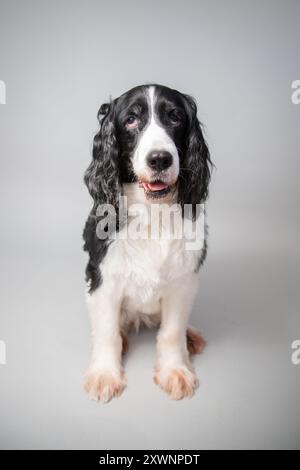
[0,0,299,450]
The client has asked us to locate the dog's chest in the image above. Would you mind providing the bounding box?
[102,234,200,305]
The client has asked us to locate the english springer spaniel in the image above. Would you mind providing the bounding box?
[83,84,212,402]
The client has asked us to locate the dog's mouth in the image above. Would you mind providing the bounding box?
[139,180,173,199]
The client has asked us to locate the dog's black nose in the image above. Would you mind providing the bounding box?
[146,151,173,171]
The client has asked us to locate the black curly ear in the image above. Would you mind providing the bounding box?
[178,94,212,218]
[84,100,120,207]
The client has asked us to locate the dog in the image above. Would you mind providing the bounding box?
[83,84,212,402]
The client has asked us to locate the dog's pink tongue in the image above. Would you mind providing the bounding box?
[144,182,168,191]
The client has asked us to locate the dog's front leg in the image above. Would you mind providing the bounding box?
[84,279,126,403]
[154,273,199,400]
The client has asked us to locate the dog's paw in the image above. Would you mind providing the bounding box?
[153,365,199,400]
[186,327,206,355]
[84,368,126,403]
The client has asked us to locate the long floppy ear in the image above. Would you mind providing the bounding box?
[84,100,120,208]
[178,94,212,218]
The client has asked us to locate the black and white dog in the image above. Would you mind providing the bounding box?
[83,84,212,402]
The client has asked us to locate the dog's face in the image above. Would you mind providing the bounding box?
[85,84,211,212]
[116,85,187,200]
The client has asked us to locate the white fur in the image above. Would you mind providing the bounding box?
[132,86,179,183]
[85,182,205,401]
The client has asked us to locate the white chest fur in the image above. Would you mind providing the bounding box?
[99,184,206,318]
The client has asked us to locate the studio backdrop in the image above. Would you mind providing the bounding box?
[0,0,299,450]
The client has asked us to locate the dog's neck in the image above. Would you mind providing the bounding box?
[121,182,184,237]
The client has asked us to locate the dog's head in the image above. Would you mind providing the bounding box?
[85,84,212,213]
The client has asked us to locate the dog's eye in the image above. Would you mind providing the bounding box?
[125,114,138,128]
[169,110,182,124]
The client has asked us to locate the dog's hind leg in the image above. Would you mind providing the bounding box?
[186,327,206,355]
[121,329,129,356]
